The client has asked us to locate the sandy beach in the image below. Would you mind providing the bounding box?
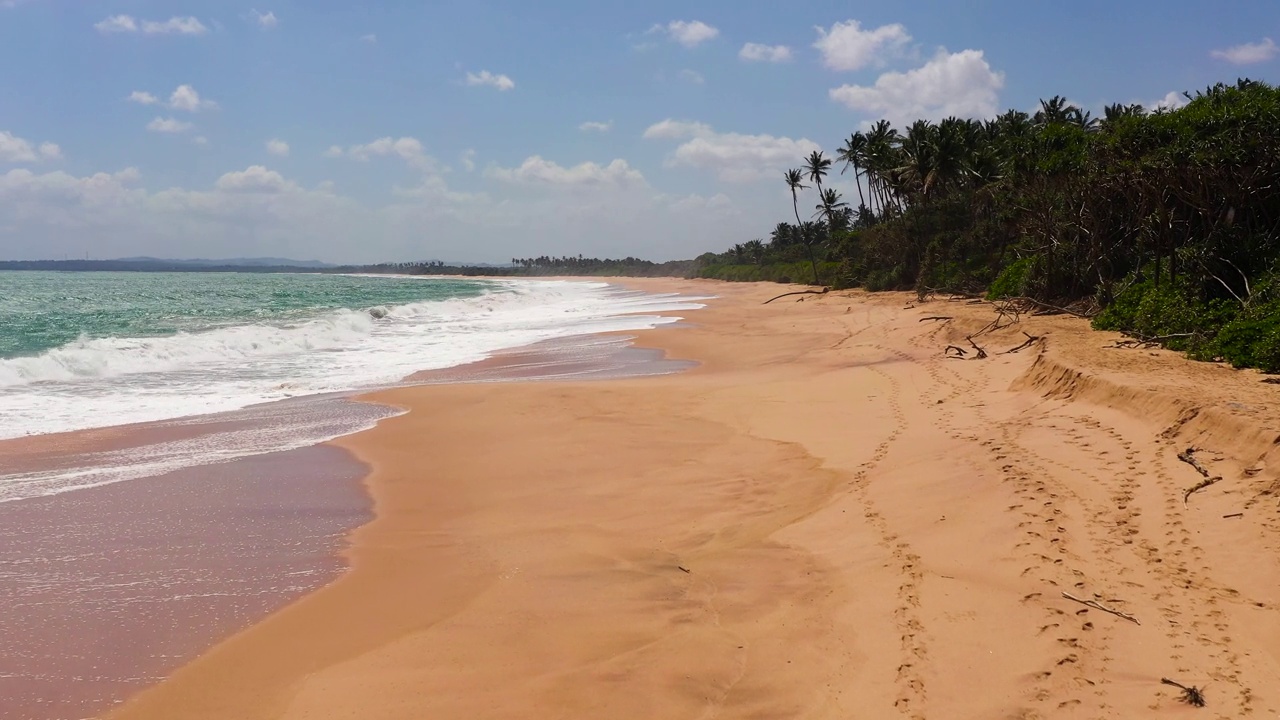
[102,278,1280,719]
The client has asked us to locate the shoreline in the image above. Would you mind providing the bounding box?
[88,278,1280,717]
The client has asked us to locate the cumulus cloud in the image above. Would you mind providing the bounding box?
[1149,91,1190,112]
[214,165,295,194]
[0,131,61,163]
[1210,38,1277,65]
[250,9,278,29]
[465,70,515,91]
[146,117,194,134]
[488,156,646,188]
[359,33,377,44]
[460,149,476,172]
[828,48,1005,124]
[127,91,160,105]
[98,15,207,35]
[643,120,821,183]
[142,16,208,35]
[579,121,613,133]
[167,85,217,112]
[813,20,911,71]
[94,14,138,33]
[130,85,216,112]
[649,20,719,48]
[326,137,438,170]
[266,139,290,156]
[739,43,792,63]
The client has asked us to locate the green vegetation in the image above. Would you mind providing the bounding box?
[698,79,1280,372]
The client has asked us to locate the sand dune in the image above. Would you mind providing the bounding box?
[106,279,1280,719]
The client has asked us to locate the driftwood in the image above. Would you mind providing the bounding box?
[919,316,953,322]
[1004,296,1097,319]
[1161,677,1207,707]
[1223,512,1244,519]
[1061,592,1141,625]
[1004,331,1043,354]
[677,565,691,574]
[763,288,828,305]
[944,345,968,358]
[1112,332,1195,349]
[967,336,988,359]
[1177,447,1213,478]
[1184,477,1221,505]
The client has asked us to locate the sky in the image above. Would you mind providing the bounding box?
[1,1,1278,264]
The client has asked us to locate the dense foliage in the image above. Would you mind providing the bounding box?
[698,79,1280,371]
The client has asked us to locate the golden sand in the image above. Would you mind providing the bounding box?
[106,279,1280,719]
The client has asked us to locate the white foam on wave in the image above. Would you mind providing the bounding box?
[0,279,710,440]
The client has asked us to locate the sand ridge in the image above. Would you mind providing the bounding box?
[104,279,1280,719]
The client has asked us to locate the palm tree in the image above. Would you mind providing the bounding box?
[744,239,766,265]
[785,168,821,285]
[1034,95,1075,126]
[804,150,833,200]
[814,188,850,232]
[836,133,868,212]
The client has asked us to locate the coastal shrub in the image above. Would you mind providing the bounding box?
[987,256,1034,300]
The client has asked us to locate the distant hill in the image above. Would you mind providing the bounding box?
[115,256,335,268]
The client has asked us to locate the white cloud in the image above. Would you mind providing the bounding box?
[1150,91,1189,112]
[670,192,734,214]
[464,70,515,91]
[167,85,217,112]
[94,15,138,33]
[194,136,209,146]
[0,131,61,163]
[266,139,290,156]
[488,156,646,188]
[1210,38,1277,65]
[327,137,437,170]
[250,9,278,29]
[678,69,705,85]
[97,14,207,35]
[643,120,821,183]
[129,86,216,112]
[828,48,1005,124]
[215,166,295,194]
[142,16,208,35]
[649,19,719,48]
[813,20,911,71]
[146,117,194,134]
[460,149,476,172]
[739,43,793,63]
[579,121,613,133]
[359,33,377,44]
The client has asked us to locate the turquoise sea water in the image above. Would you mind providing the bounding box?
[0,271,488,359]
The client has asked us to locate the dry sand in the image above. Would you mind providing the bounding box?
[105,278,1280,719]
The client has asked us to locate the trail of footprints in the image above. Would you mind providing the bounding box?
[903,320,1257,716]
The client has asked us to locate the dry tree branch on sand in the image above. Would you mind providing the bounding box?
[1061,592,1141,625]
[1178,447,1223,504]
[1004,331,1043,354]
[1161,677,1207,707]
[762,288,829,304]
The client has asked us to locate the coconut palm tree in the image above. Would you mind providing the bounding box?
[836,133,868,212]
[785,168,821,285]
[804,151,833,201]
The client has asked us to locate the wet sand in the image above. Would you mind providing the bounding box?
[0,444,370,720]
[95,278,1280,718]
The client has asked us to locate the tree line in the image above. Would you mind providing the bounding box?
[698,79,1280,372]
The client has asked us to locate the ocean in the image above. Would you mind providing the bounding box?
[0,271,708,502]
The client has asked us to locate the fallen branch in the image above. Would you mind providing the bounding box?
[1112,332,1195,349]
[1177,447,1212,478]
[1223,512,1244,519]
[1061,592,1140,625]
[677,565,691,574]
[763,288,828,305]
[919,316,953,322]
[1161,677,1207,707]
[967,336,988,359]
[1184,476,1221,505]
[1004,296,1097,319]
[1004,331,1043,354]
[944,345,968,358]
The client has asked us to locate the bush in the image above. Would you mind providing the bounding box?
[987,256,1034,300]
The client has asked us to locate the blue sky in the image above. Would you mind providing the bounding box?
[1,1,1277,264]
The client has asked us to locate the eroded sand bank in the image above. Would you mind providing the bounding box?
[105,279,1280,719]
